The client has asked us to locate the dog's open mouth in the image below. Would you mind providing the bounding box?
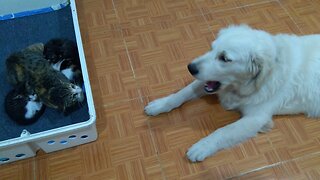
[204,81,221,94]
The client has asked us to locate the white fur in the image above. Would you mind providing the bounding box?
[51,60,64,71]
[144,25,320,162]
[61,68,74,81]
[71,85,84,102]
[51,60,75,81]
[25,95,42,119]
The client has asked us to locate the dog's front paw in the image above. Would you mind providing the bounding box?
[186,138,217,162]
[145,96,174,116]
[259,121,274,133]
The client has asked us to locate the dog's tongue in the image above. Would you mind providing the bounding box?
[206,81,216,88]
[204,81,221,93]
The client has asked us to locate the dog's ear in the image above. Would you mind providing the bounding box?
[237,55,262,96]
[250,53,273,90]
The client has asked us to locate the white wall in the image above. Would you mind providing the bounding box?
[0,0,68,15]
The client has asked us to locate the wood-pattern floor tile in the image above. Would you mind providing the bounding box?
[160,149,207,178]
[235,164,294,179]
[81,141,112,174]
[204,1,301,35]
[101,99,157,166]
[36,148,86,179]
[0,158,34,180]
[143,156,164,180]
[115,159,147,180]
[80,0,114,12]
[296,153,320,174]
[180,170,216,180]
[77,0,119,30]
[238,169,277,180]
[139,130,157,158]
[272,161,303,179]
[115,0,200,26]
[215,163,239,179]
[124,14,213,97]
[97,70,139,105]
[108,135,143,166]
[236,159,315,180]
[197,0,273,13]
[280,0,320,34]
[101,99,149,139]
[73,168,117,180]
[87,30,140,105]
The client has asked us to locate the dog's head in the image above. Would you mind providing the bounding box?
[188,25,277,96]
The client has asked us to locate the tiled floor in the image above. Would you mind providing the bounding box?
[3,0,320,179]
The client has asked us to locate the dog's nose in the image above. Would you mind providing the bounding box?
[187,63,199,75]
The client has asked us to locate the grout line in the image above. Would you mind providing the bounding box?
[101,95,146,107]
[110,0,274,27]
[196,0,216,39]
[201,0,277,16]
[227,150,320,179]
[110,0,122,32]
[140,95,167,180]
[267,122,283,165]
[137,89,144,104]
[111,0,143,105]
[109,0,144,106]
[122,39,137,79]
[197,0,277,40]
[102,97,142,107]
[112,0,137,80]
[310,0,320,9]
[147,118,168,180]
[104,92,172,179]
[111,0,117,12]
[276,0,304,34]
[102,93,172,107]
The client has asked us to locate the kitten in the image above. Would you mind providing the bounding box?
[6,45,84,114]
[5,86,45,125]
[44,38,83,85]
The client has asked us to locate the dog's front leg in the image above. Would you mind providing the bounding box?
[145,80,206,116]
[186,112,272,162]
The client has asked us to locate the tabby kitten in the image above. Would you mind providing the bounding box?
[44,38,83,85]
[5,86,45,125]
[6,45,84,114]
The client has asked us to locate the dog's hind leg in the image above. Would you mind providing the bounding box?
[145,80,207,116]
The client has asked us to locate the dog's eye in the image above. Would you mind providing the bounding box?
[218,54,232,63]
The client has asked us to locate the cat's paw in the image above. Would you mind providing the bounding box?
[28,94,37,101]
[186,138,217,162]
[145,96,174,116]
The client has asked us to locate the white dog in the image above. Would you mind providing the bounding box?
[145,24,320,162]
